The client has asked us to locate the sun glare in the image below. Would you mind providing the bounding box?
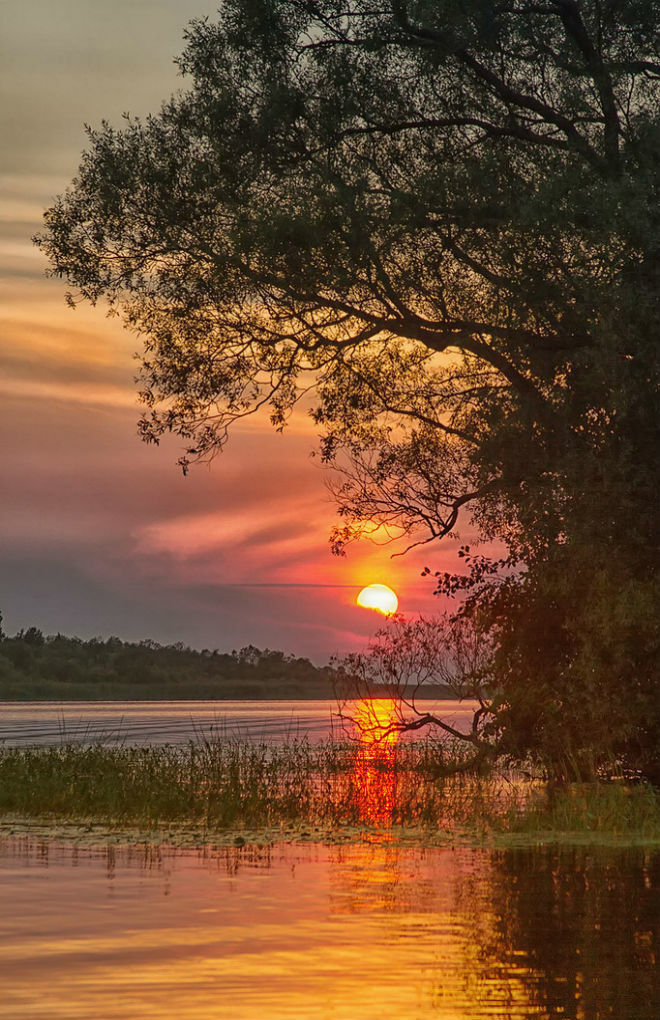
[356,583,398,615]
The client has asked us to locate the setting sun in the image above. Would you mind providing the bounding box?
[356,584,398,615]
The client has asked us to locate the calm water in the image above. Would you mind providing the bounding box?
[0,699,478,746]
[0,835,658,1019]
[2,701,658,1017]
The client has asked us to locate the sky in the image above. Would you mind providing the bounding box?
[0,0,460,662]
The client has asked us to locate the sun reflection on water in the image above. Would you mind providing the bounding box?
[352,698,399,827]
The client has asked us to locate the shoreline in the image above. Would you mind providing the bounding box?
[0,694,454,703]
[2,816,659,851]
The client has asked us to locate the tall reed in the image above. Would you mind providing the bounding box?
[0,739,658,841]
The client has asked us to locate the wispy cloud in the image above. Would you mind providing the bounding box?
[0,0,452,658]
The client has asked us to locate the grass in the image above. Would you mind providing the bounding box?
[0,739,659,846]
[501,778,660,840]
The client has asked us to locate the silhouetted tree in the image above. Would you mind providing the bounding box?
[37,1,660,777]
[334,613,500,774]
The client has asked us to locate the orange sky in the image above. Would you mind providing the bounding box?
[0,0,460,661]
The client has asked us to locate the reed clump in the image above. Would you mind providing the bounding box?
[0,741,331,828]
[0,739,658,843]
[501,780,660,839]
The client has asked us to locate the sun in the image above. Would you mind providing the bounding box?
[356,583,399,616]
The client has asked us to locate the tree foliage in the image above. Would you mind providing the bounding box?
[37,0,660,778]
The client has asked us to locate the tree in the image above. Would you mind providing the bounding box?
[333,613,501,775]
[37,0,660,778]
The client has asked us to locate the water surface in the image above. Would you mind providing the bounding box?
[0,835,657,1019]
[0,699,478,746]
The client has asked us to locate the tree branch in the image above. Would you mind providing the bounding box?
[390,0,609,173]
[554,0,620,173]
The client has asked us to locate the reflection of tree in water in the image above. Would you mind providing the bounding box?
[328,839,660,1018]
[326,842,560,1016]
[457,847,660,1020]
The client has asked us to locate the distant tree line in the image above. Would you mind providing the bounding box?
[0,615,334,700]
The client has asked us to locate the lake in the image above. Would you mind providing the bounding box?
[2,700,658,1017]
[0,699,479,747]
[0,834,657,1019]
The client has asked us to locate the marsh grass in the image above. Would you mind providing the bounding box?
[502,779,660,839]
[0,739,658,842]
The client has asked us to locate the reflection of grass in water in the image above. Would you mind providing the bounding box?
[0,740,659,843]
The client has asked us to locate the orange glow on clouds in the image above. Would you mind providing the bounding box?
[0,12,455,657]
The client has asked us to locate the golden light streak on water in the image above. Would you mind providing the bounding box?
[352,698,399,826]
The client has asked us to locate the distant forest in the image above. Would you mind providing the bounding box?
[0,619,335,701]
